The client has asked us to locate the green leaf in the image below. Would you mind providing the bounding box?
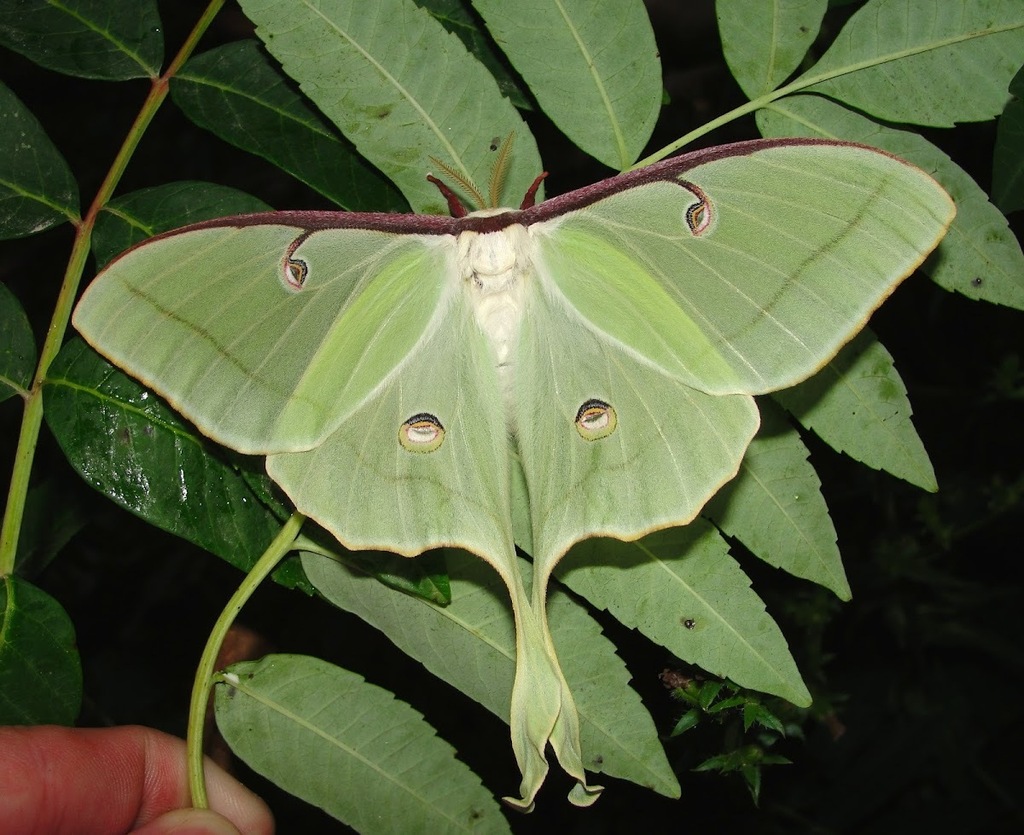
[0,81,79,239]
[716,0,827,98]
[698,680,725,710]
[301,550,681,798]
[742,762,763,804]
[707,694,745,713]
[773,330,937,491]
[45,338,445,601]
[1,281,36,401]
[693,751,734,772]
[171,41,407,213]
[42,338,309,590]
[349,549,452,606]
[15,479,89,578]
[471,0,661,170]
[0,0,163,80]
[669,709,701,736]
[705,403,848,600]
[800,0,1024,126]
[0,576,82,725]
[236,0,543,212]
[743,702,785,734]
[557,522,811,706]
[416,0,530,109]
[93,182,273,269]
[757,94,1024,309]
[993,64,1024,214]
[215,654,511,834]
[298,536,453,606]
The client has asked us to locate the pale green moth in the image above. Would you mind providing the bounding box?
[72,138,954,809]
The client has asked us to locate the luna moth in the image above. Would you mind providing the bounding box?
[72,138,953,809]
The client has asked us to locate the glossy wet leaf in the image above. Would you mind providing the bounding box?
[0,576,81,725]
[0,81,79,239]
[1,282,36,402]
[14,480,89,578]
[0,0,162,79]
[43,338,308,590]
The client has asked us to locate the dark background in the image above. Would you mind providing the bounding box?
[1,1,1022,832]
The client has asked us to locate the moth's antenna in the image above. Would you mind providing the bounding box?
[488,132,516,209]
[428,157,487,212]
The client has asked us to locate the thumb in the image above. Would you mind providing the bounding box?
[132,808,243,835]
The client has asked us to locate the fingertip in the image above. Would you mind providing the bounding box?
[203,761,275,835]
[132,807,242,835]
[135,728,274,834]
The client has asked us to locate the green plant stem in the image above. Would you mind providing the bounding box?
[633,76,809,169]
[186,511,306,809]
[632,23,1003,169]
[0,0,225,574]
